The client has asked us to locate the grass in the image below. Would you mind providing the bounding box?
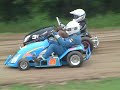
[0,13,68,33]
[88,13,120,29]
[0,13,120,33]
[1,78,120,90]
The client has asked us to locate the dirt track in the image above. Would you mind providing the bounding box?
[0,30,120,86]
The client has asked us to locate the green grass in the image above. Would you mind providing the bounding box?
[0,13,68,33]
[0,13,55,33]
[0,13,120,33]
[1,78,120,90]
[88,13,120,29]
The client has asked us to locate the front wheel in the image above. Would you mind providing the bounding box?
[67,51,83,67]
[18,59,30,71]
[82,37,93,52]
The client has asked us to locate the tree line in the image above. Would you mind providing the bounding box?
[0,0,120,21]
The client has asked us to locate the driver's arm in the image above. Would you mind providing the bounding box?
[57,37,74,48]
[53,32,74,47]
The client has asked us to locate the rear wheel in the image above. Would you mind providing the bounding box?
[82,37,93,52]
[18,59,30,71]
[67,51,83,67]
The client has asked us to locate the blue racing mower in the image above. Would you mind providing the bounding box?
[4,29,91,71]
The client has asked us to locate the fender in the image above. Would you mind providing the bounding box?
[59,45,84,59]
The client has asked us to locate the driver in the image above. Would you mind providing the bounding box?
[70,9,86,31]
[57,9,86,38]
[33,20,82,64]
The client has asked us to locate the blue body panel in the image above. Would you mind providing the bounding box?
[4,39,91,68]
[35,57,62,67]
[4,40,49,67]
[18,39,49,55]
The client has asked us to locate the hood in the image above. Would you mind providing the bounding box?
[19,40,49,55]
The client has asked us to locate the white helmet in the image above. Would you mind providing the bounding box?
[70,9,86,22]
[65,20,80,35]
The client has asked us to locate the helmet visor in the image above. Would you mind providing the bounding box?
[74,15,79,19]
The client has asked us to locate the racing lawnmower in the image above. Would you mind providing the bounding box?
[4,29,91,71]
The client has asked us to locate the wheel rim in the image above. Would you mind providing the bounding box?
[20,61,28,70]
[82,41,90,50]
[70,55,80,65]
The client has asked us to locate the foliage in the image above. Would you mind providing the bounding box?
[0,12,120,33]
[0,0,120,21]
[0,0,32,21]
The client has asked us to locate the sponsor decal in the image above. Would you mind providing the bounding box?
[25,53,32,57]
[49,58,56,65]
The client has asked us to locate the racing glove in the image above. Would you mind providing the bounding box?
[52,32,60,39]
